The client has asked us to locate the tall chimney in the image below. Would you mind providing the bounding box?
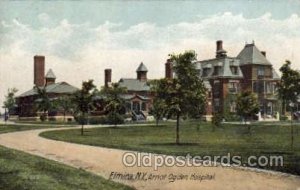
[216,40,227,58]
[165,59,173,79]
[216,40,223,52]
[104,69,112,87]
[34,55,45,87]
[261,51,266,57]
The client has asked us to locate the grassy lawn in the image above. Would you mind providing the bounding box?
[40,121,300,175]
[0,125,133,190]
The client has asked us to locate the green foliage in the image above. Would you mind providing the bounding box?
[53,96,74,122]
[71,80,96,134]
[100,83,127,126]
[280,115,288,121]
[88,114,125,125]
[74,114,88,125]
[148,90,167,125]
[169,51,207,117]
[3,88,18,114]
[151,51,207,144]
[40,115,47,122]
[236,91,260,122]
[35,86,52,122]
[88,116,107,125]
[212,112,223,128]
[278,60,300,115]
[106,113,125,125]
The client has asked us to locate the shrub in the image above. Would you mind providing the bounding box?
[48,117,56,121]
[212,112,223,127]
[40,114,47,122]
[223,113,240,122]
[87,114,125,125]
[74,114,87,125]
[280,115,288,121]
[89,116,107,124]
[106,113,124,125]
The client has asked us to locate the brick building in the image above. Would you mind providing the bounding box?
[194,41,280,121]
[16,55,78,120]
[103,62,153,120]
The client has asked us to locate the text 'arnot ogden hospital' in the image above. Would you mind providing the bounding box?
[16,41,280,121]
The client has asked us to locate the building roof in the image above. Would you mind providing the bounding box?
[18,82,78,98]
[237,43,271,65]
[45,69,56,79]
[136,62,148,72]
[272,68,280,80]
[197,57,244,79]
[121,94,150,100]
[118,78,150,91]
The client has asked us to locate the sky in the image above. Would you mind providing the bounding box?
[0,0,300,112]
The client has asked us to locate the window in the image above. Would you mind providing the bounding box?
[266,82,272,94]
[141,102,147,111]
[253,81,264,93]
[213,81,220,96]
[213,66,221,75]
[253,81,258,93]
[230,66,238,75]
[258,66,265,76]
[202,68,211,77]
[214,98,220,112]
[228,82,238,93]
[266,102,273,115]
[230,101,237,113]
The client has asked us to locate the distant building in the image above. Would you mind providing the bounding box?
[16,55,78,120]
[193,41,280,121]
[16,41,282,122]
[102,62,153,120]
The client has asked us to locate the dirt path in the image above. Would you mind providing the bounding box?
[0,126,299,190]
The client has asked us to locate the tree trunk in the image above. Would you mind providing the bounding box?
[291,116,294,150]
[81,112,85,136]
[4,108,7,125]
[114,112,117,127]
[63,111,66,123]
[156,118,159,127]
[176,113,180,144]
[282,100,286,116]
[43,110,47,122]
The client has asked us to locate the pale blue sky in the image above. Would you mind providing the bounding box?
[1,0,299,29]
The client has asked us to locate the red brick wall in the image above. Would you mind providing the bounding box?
[34,56,45,87]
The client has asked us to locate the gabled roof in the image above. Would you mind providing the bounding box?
[18,82,78,98]
[45,69,56,79]
[118,78,150,91]
[136,62,148,72]
[121,94,150,100]
[237,43,271,65]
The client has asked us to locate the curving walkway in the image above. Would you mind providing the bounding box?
[0,126,299,190]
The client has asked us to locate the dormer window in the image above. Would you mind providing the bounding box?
[230,66,238,75]
[213,66,221,75]
[202,68,211,77]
